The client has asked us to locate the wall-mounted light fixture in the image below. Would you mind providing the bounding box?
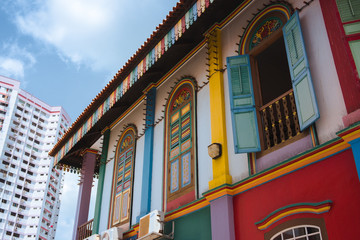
[208,143,222,159]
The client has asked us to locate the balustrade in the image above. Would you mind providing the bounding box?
[77,219,94,240]
[259,89,300,150]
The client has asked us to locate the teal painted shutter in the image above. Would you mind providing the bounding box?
[336,0,360,23]
[349,41,360,75]
[227,55,261,153]
[283,12,319,131]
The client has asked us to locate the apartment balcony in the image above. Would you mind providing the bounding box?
[11,196,20,205]
[29,125,37,134]
[27,166,36,173]
[0,201,9,209]
[3,146,14,154]
[0,106,7,112]
[21,191,32,198]
[8,169,18,177]
[7,215,16,223]
[35,127,46,136]
[14,188,22,196]
[259,89,300,150]
[9,206,19,213]
[15,109,23,116]
[4,183,13,191]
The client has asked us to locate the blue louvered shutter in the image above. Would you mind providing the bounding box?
[227,55,261,153]
[283,11,319,130]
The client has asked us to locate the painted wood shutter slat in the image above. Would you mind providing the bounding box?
[349,41,360,75]
[283,11,319,131]
[336,0,360,22]
[227,55,261,153]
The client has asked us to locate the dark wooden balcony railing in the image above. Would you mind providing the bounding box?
[78,219,94,240]
[259,89,300,150]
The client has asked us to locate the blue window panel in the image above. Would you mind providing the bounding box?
[283,11,319,130]
[181,151,191,187]
[227,54,261,153]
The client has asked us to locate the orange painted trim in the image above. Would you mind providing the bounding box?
[122,135,352,237]
[340,128,360,143]
[101,126,110,135]
[204,138,349,202]
[165,198,209,222]
[123,225,139,239]
[240,5,291,54]
[82,149,98,155]
[256,201,332,230]
[122,198,209,238]
[154,40,206,88]
[219,0,252,29]
[109,95,145,129]
[109,41,205,131]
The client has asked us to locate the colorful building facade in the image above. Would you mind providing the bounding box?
[49,0,360,239]
[0,76,70,240]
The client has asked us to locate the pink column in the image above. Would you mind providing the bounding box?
[72,149,98,240]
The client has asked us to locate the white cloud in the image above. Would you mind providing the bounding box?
[0,58,24,79]
[0,43,36,82]
[12,0,178,73]
[15,0,124,72]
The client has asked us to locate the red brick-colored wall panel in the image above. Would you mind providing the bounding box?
[233,149,360,239]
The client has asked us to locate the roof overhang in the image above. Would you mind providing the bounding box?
[50,0,249,173]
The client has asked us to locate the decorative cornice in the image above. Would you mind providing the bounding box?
[337,121,360,143]
[255,200,332,230]
[121,123,359,238]
[81,148,99,155]
[50,0,215,165]
[203,136,350,202]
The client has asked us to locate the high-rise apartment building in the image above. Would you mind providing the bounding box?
[0,75,71,240]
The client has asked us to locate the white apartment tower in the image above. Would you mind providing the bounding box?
[0,76,71,240]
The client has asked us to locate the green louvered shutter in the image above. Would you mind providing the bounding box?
[336,0,360,23]
[283,11,319,131]
[349,40,360,75]
[227,55,260,153]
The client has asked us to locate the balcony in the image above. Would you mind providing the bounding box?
[259,89,300,151]
[77,219,94,240]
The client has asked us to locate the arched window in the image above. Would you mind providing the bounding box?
[227,5,319,154]
[109,126,136,227]
[271,225,322,240]
[164,79,197,211]
[264,218,329,240]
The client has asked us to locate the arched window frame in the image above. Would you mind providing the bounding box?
[108,126,137,227]
[270,225,322,240]
[264,218,329,240]
[163,78,197,211]
[227,5,319,154]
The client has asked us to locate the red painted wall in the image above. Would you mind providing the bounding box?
[319,0,360,113]
[233,149,360,239]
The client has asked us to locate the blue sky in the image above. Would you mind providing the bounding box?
[0,0,178,238]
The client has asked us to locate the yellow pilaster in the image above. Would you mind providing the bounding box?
[207,27,232,189]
